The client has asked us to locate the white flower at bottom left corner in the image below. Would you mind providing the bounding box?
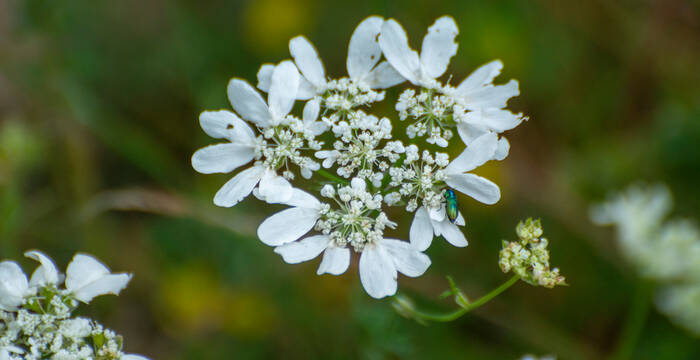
[0,251,132,309]
[0,261,29,311]
[65,253,132,303]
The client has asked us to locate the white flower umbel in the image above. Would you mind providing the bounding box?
[392,133,500,250]
[380,17,524,148]
[194,61,329,207]
[0,251,147,360]
[592,183,700,336]
[265,178,431,298]
[193,15,528,299]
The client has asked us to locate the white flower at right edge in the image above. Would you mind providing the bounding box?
[409,132,501,251]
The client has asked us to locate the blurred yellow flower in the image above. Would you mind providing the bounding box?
[157,264,278,339]
[244,0,315,55]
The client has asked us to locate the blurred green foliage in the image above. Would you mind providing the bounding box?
[1,0,698,359]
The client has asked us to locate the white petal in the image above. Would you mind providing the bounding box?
[227,79,271,127]
[199,110,255,144]
[347,16,384,81]
[456,60,503,94]
[289,36,326,89]
[359,244,397,299]
[274,235,329,263]
[446,173,501,205]
[378,19,421,84]
[72,273,131,303]
[122,355,149,360]
[431,218,468,247]
[0,261,28,311]
[462,79,519,110]
[280,188,321,208]
[420,16,458,79]
[24,250,59,287]
[445,132,498,174]
[461,108,524,132]
[296,77,317,100]
[256,63,275,92]
[65,254,110,292]
[268,60,300,121]
[455,211,466,226]
[382,239,431,277]
[495,137,510,161]
[365,61,405,89]
[315,150,339,168]
[307,121,328,136]
[409,207,434,251]
[303,98,320,124]
[317,246,351,275]
[191,143,255,174]
[258,170,293,204]
[213,165,265,207]
[456,122,488,145]
[428,205,446,222]
[257,207,320,246]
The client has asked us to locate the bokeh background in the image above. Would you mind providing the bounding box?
[1,0,699,359]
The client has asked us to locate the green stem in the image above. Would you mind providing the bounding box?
[609,281,652,360]
[411,275,520,322]
[316,169,349,185]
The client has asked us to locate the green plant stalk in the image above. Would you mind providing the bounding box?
[412,275,520,322]
[609,281,652,360]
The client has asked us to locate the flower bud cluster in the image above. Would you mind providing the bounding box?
[322,78,385,114]
[397,88,456,147]
[317,110,404,181]
[386,148,449,212]
[499,218,566,288]
[316,179,395,251]
[261,118,323,180]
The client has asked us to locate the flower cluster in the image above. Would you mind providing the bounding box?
[192,15,526,298]
[499,218,567,288]
[0,251,146,360]
[592,184,700,335]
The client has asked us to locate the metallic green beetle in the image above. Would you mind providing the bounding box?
[444,188,459,223]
